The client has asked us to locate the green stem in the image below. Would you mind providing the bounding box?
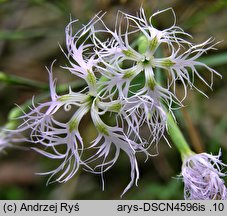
[0,71,86,92]
[167,113,193,160]
[0,72,49,90]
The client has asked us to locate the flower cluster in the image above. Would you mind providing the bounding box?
[182,151,227,200]
[13,8,221,196]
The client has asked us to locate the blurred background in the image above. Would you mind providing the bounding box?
[0,0,227,199]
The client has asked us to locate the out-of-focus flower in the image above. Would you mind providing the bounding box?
[0,128,24,152]
[182,151,227,200]
[0,130,10,151]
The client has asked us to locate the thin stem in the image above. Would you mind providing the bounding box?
[0,72,86,91]
[167,113,193,160]
[0,72,49,90]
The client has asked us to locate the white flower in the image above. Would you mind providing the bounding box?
[14,64,93,182]
[11,8,222,196]
[87,100,142,196]
[62,17,101,94]
[121,85,174,146]
[92,8,220,102]
[182,151,227,200]
[154,38,221,100]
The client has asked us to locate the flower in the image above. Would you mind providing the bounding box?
[63,17,100,94]
[93,8,220,102]
[86,100,144,196]
[0,129,11,151]
[15,65,92,183]
[182,151,227,200]
[0,128,25,152]
[12,7,222,196]
[154,38,221,100]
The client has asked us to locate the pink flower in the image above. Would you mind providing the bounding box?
[182,151,227,200]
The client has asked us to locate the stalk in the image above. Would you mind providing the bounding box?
[167,113,194,160]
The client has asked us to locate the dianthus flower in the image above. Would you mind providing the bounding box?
[92,8,220,101]
[182,151,227,200]
[13,8,220,196]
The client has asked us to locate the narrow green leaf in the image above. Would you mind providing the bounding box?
[199,52,227,67]
[0,72,49,90]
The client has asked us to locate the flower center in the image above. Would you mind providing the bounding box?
[142,54,155,67]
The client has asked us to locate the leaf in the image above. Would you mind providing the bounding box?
[199,52,227,67]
